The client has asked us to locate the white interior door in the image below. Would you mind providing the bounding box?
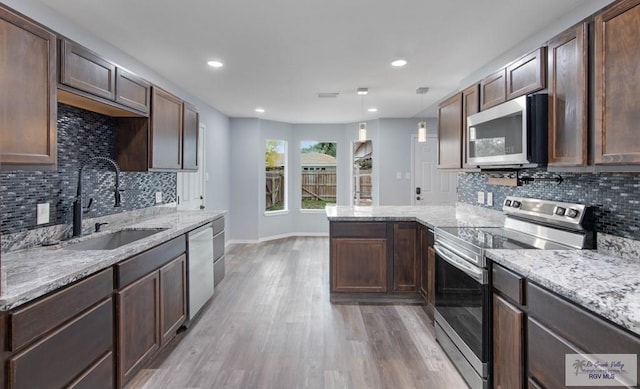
[412,134,458,206]
[177,124,206,210]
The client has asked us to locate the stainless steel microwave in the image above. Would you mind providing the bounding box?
[466,94,548,169]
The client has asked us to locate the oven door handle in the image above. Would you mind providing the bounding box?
[435,244,487,284]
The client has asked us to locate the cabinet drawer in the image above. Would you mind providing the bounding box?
[527,282,640,356]
[213,231,225,261]
[492,264,524,305]
[68,351,114,389]
[527,317,583,389]
[116,235,186,288]
[212,216,224,235]
[8,298,113,389]
[330,222,387,238]
[10,268,113,351]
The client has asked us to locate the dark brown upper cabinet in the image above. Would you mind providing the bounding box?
[0,6,57,170]
[481,47,546,111]
[547,24,588,167]
[506,47,546,100]
[480,69,506,110]
[116,68,151,114]
[182,102,199,171]
[437,93,463,169]
[60,39,116,100]
[58,38,149,117]
[150,86,183,171]
[462,84,480,168]
[594,0,640,164]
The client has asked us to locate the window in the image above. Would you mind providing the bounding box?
[353,140,373,206]
[300,141,337,210]
[265,140,287,212]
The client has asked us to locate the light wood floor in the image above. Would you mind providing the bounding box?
[127,237,467,389]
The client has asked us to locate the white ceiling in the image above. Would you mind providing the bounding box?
[37,0,584,123]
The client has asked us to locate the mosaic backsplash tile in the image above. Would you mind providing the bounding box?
[0,104,176,235]
[458,171,640,241]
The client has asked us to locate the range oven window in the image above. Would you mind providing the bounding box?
[435,253,490,363]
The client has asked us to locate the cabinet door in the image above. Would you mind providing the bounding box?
[116,271,160,386]
[393,223,418,292]
[506,47,546,100]
[437,93,463,169]
[160,254,187,346]
[493,294,524,389]
[150,87,183,170]
[182,102,199,171]
[594,0,640,164]
[115,68,150,114]
[330,238,387,293]
[0,7,57,168]
[462,84,480,168]
[480,68,506,110]
[548,24,588,166]
[60,39,116,100]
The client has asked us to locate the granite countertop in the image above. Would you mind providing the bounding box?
[0,210,225,311]
[487,249,640,337]
[325,203,506,228]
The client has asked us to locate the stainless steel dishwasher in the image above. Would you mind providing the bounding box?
[187,223,214,321]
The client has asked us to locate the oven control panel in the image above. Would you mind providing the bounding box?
[502,196,590,228]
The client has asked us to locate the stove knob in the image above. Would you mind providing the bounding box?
[566,208,579,218]
[555,207,566,216]
[511,200,521,208]
[504,200,512,207]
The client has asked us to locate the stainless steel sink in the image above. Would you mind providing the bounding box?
[64,228,168,250]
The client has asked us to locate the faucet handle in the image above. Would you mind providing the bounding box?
[95,222,109,232]
[83,198,94,213]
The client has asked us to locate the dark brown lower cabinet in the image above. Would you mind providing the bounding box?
[160,254,187,345]
[117,271,161,385]
[330,238,387,293]
[117,252,187,386]
[493,294,524,389]
[418,225,435,319]
[393,223,418,292]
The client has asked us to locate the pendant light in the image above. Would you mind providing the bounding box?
[416,87,429,143]
[358,87,368,142]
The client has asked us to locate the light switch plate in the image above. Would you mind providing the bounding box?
[37,203,50,225]
[396,172,402,180]
[486,192,493,206]
[155,192,163,204]
[477,191,485,204]
[405,172,411,180]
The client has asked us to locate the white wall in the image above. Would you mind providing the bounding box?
[229,119,260,241]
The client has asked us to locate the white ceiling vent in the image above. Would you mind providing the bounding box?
[317,92,339,98]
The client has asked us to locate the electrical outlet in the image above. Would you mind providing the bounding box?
[155,192,163,204]
[477,191,485,204]
[486,192,493,206]
[36,203,50,225]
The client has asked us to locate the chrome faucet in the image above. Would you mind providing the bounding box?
[73,156,122,237]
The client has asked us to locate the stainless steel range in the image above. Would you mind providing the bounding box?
[433,196,594,389]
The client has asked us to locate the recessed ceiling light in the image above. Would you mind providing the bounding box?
[391,59,407,67]
[255,108,265,113]
[368,108,378,112]
[207,60,224,68]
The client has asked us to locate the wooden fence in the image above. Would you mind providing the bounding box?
[302,171,336,202]
[266,170,372,207]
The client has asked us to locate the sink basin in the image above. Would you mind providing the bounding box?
[64,228,168,250]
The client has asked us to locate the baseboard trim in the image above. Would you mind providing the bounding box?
[227,232,328,245]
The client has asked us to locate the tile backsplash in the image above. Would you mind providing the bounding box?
[458,171,640,241]
[0,104,176,235]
